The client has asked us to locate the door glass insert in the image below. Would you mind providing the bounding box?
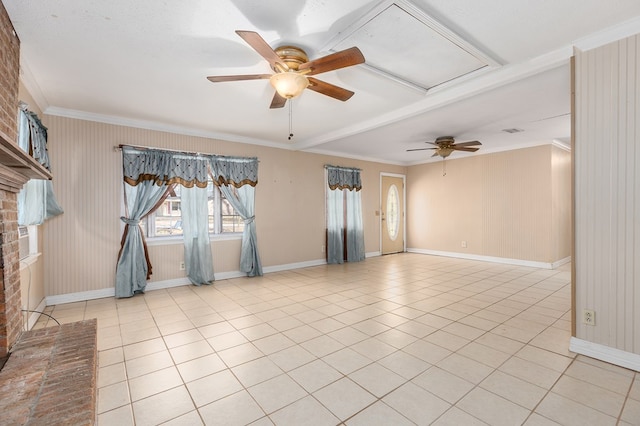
[386,184,400,241]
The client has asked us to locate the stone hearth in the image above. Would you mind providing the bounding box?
[0,319,98,425]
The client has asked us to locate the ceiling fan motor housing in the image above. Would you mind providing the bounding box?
[274,46,309,71]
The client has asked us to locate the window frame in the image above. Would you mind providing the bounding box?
[142,179,244,244]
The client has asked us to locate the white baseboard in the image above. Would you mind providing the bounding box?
[551,256,571,269]
[46,287,115,305]
[407,248,571,270]
[46,259,328,305]
[45,251,567,306]
[570,337,640,372]
[263,259,327,274]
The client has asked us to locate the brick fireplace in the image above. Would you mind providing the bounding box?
[0,0,51,359]
[0,5,98,423]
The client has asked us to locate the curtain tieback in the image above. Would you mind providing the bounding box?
[243,216,255,225]
[120,216,140,226]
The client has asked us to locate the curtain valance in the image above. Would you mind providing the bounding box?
[122,147,258,188]
[210,156,258,187]
[122,148,209,188]
[22,109,51,170]
[326,165,362,191]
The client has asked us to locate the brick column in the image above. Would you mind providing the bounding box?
[0,0,24,358]
[0,189,21,358]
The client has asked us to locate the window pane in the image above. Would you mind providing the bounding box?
[143,180,245,237]
[221,196,244,233]
[155,198,183,236]
[386,184,399,241]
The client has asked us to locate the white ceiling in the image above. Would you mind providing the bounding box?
[5,0,640,165]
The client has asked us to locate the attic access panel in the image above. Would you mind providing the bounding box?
[327,0,498,91]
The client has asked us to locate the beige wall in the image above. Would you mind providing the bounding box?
[407,144,571,264]
[551,145,572,262]
[574,35,640,357]
[41,115,405,297]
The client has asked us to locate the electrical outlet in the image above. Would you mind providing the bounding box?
[583,309,595,325]
[179,261,185,271]
[321,245,325,253]
[461,240,467,248]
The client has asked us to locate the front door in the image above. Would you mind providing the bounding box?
[381,175,405,254]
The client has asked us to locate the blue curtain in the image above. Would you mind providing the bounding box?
[17,108,64,225]
[346,189,365,262]
[327,188,345,264]
[115,180,170,298]
[210,157,262,276]
[117,147,209,298]
[117,147,261,297]
[181,183,215,285]
[326,165,364,264]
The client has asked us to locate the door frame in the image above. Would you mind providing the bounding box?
[379,172,406,254]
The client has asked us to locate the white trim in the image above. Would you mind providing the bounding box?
[24,298,47,331]
[407,248,570,270]
[46,288,115,305]
[45,258,328,305]
[551,256,572,269]
[570,337,640,373]
[573,15,640,52]
[552,139,572,152]
[294,50,570,152]
[19,252,42,268]
[145,232,243,247]
[262,259,327,274]
[45,106,284,149]
[366,251,382,258]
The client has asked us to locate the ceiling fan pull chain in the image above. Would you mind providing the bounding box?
[288,100,294,140]
[442,159,447,176]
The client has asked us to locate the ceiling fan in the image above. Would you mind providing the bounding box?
[207,30,365,109]
[407,136,482,159]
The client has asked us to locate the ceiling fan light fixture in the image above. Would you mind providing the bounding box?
[438,147,454,158]
[270,72,308,99]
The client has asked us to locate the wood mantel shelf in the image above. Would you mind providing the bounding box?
[0,130,51,183]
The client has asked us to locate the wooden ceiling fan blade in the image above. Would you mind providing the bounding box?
[452,141,482,147]
[452,147,480,152]
[207,74,272,82]
[269,92,287,109]
[298,47,365,75]
[406,147,437,152]
[235,30,288,71]
[307,77,354,101]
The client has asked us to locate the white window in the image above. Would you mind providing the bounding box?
[142,179,244,238]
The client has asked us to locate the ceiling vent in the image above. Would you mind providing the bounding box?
[502,128,524,134]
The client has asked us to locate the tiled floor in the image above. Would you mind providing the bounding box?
[36,254,640,425]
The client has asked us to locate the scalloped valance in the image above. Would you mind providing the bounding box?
[326,165,362,191]
[122,146,258,188]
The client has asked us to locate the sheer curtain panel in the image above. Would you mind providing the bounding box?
[346,188,365,262]
[326,165,364,264]
[181,183,215,285]
[210,157,262,276]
